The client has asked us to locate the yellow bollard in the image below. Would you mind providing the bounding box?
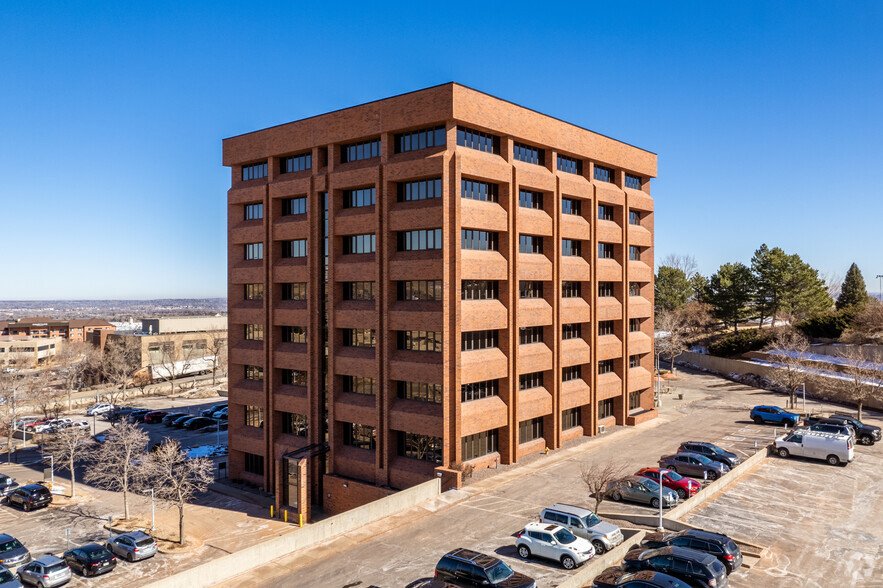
[284,510,288,523]
[270,505,274,518]
[299,513,304,527]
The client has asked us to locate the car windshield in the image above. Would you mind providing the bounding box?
[0,538,23,553]
[665,470,684,481]
[553,528,578,544]
[45,562,68,573]
[134,537,155,547]
[694,454,713,465]
[640,478,659,491]
[583,513,602,527]
[710,560,725,575]
[707,445,724,454]
[86,548,111,562]
[486,561,514,582]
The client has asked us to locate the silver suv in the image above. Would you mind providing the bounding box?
[106,531,157,562]
[16,556,70,587]
[539,503,623,554]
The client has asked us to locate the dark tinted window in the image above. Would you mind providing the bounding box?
[280,153,311,174]
[594,165,614,183]
[398,178,443,201]
[457,126,500,154]
[282,196,307,216]
[341,138,380,163]
[462,178,499,202]
[395,126,445,153]
[242,162,267,181]
[513,142,544,165]
[557,154,582,174]
[462,229,498,251]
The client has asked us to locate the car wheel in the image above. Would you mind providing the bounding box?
[826,454,840,466]
[752,416,763,424]
[611,491,622,502]
[23,502,30,512]
[676,488,687,500]
[651,497,660,508]
[777,447,789,458]
[127,552,135,562]
[518,545,531,559]
[861,435,873,446]
[592,540,606,555]
[707,471,719,481]
[561,555,576,570]
[787,419,796,428]
[668,466,678,474]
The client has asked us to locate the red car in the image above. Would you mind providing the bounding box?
[635,467,701,500]
[143,411,169,424]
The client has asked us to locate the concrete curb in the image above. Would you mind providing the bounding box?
[556,530,647,588]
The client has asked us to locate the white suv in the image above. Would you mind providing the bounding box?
[515,522,594,570]
[86,403,114,416]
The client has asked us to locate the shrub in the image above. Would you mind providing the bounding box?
[708,329,777,357]
[796,308,857,339]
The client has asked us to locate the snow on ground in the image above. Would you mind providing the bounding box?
[746,357,883,386]
[765,349,883,371]
[184,445,227,458]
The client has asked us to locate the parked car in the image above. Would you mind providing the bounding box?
[515,522,594,569]
[63,543,116,577]
[434,548,535,587]
[7,485,52,512]
[805,413,881,446]
[0,475,18,498]
[0,564,22,588]
[774,430,853,465]
[46,420,89,434]
[12,418,40,433]
[0,535,31,568]
[108,407,135,422]
[796,422,855,443]
[635,468,700,500]
[15,555,70,587]
[126,410,150,424]
[591,566,690,588]
[215,407,228,421]
[539,503,623,554]
[162,413,188,426]
[105,531,157,562]
[750,405,799,427]
[641,529,743,574]
[185,417,215,430]
[658,453,729,481]
[622,546,728,588]
[606,476,678,508]
[170,415,194,428]
[201,405,226,418]
[85,403,114,416]
[142,411,168,424]
[34,419,73,434]
[677,442,741,469]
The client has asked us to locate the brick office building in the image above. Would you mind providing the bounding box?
[223,83,657,517]
[0,317,115,342]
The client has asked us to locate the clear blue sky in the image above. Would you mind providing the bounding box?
[2,1,881,300]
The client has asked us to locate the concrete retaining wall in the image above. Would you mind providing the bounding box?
[557,530,647,588]
[811,344,883,362]
[144,478,441,588]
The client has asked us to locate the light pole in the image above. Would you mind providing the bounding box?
[800,383,806,415]
[657,474,664,531]
[143,488,155,531]
[877,275,883,302]
[47,455,54,490]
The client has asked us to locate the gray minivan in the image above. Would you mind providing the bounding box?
[539,503,623,554]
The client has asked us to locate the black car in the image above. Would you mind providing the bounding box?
[623,546,728,588]
[435,548,535,587]
[0,474,18,497]
[170,415,194,428]
[592,566,690,588]
[677,442,741,469]
[162,413,188,426]
[63,543,116,577]
[805,414,881,446]
[184,417,215,430]
[641,529,743,574]
[126,410,150,424]
[7,485,52,512]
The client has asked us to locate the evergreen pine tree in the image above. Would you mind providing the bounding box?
[836,263,869,310]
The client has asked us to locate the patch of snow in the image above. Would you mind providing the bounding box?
[183,445,228,459]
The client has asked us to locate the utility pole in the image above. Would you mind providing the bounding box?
[877,275,883,302]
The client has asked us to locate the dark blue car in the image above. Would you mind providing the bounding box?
[751,405,799,427]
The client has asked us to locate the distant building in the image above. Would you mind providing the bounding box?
[0,317,115,342]
[102,315,228,369]
[0,336,62,367]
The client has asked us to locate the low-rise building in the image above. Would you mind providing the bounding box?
[0,317,115,342]
[0,336,62,367]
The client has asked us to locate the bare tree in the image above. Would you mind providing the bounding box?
[830,346,883,421]
[660,254,699,279]
[28,371,62,419]
[152,338,179,395]
[55,342,100,411]
[579,460,630,514]
[764,331,811,410]
[842,300,883,344]
[141,439,213,544]
[83,422,149,519]
[43,426,93,497]
[205,333,227,386]
[0,367,28,463]
[101,338,141,405]
[679,301,717,335]
[820,270,844,301]
[655,309,689,375]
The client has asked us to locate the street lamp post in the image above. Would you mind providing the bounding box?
[48,455,54,490]
[877,275,883,302]
[657,474,664,531]
[143,488,155,531]
[800,383,806,415]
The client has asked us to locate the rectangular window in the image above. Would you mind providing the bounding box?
[281,326,307,344]
[519,189,543,209]
[281,412,308,436]
[562,239,582,257]
[461,330,498,351]
[244,283,263,300]
[562,281,582,297]
[282,239,307,258]
[245,365,264,380]
[562,323,582,339]
[243,452,264,475]
[519,234,543,254]
[461,379,499,402]
[461,429,499,461]
[598,243,614,259]
[629,282,641,297]
[282,196,307,216]
[513,142,544,165]
[282,282,308,301]
[519,417,544,443]
[629,210,641,226]
[281,369,307,386]
[519,371,544,390]
[629,390,641,410]
[395,126,446,153]
[245,203,263,220]
[399,229,442,251]
[461,229,499,251]
[244,324,263,341]
[342,234,375,255]
[242,162,267,181]
[599,359,615,374]
[342,375,376,395]
[630,318,642,332]
[245,243,263,260]
[342,328,376,348]
[397,330,442,353]
[629,246,641,261]
[598,398,615,419]
[561,198,581,215]
[341,138,380,163]
[562,365,581,382]
[398,381,443,404]
[399,280,443,301]
[342,423,376,450]
[629,354,641,368]
[343,281,375,301]
[557,154,582,175]
[519,326,543,345]
[598,204,614,221]
[599,320,615,336]
[456,126,500,154]
[245,405,264,428]
[562,407,582,430]
[397,432,442,464]
[280,153,311,174]
[519,281,543,299]
[342,187,376,208]
[398,178,443,201]
[462,280,498,300]
[625,173,642,190]
[461,178,499,202]
[594,165,614,183]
